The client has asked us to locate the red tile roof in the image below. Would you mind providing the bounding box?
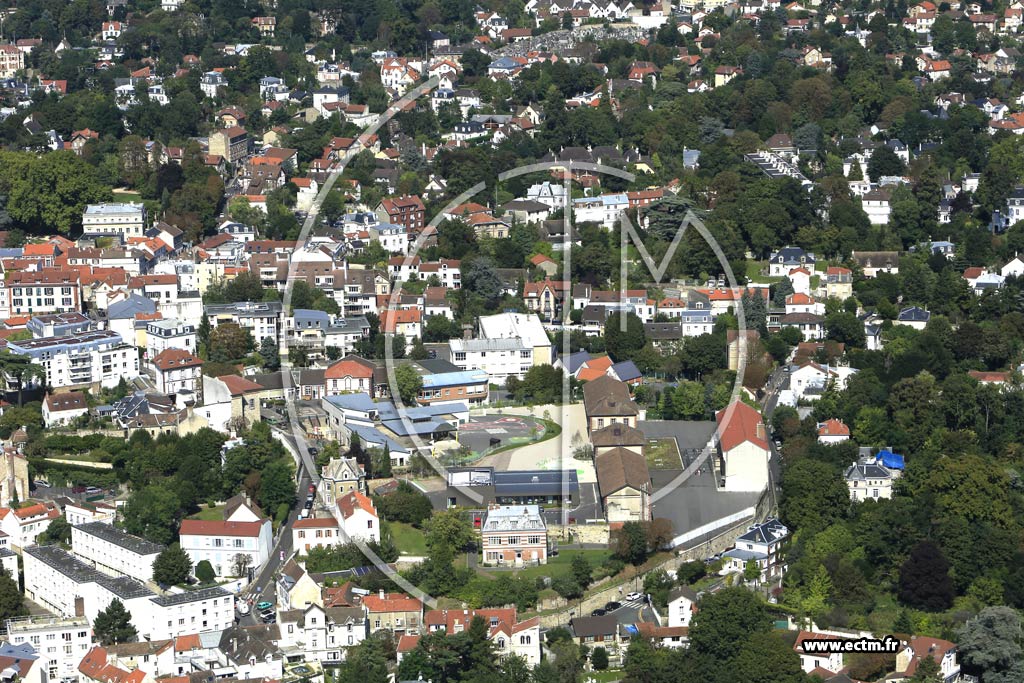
[363,592,423,613]
[152,349,203,371]
[337,491,376,519]
[179,519,265,537]
[325,359,374,380]
[716,401,768,452]
[817,418,850,437]
[216,375,264,396]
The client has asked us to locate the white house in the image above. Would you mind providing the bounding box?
[817,418,850,445]
[42,391,89,427]
[332,491,379,543]
[0,502,60,549]
[525,182,567,210]
[720,518,789,583]
[277,603,368,663]
[845,458,895,501]
[794,631,845,674]
[292,517,343,555]
[667,586,697,628]
[861,188,892,224]
[65,500,116,526]
[178,500,272,578]
[715,402,769,493]
[768,247,815,277]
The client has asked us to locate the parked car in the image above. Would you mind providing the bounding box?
[236,602,250,616]
[261,613,276,624]
[33,480,50,488]
[590,609,606,617]
[308,484,315,493]
[626,592,643,602]
[85,486,102,495]
[604,601,621,611]
[256,601,272,611]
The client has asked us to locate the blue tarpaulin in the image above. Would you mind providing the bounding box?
[875,449,905,470]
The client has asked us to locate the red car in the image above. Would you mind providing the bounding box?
[308,484,315,493]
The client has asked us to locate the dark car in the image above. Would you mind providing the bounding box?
[304,499,314,509]
[262,613,276,623]
[308,447,319,456]
[591,609,606,617]
[604,601,621,611]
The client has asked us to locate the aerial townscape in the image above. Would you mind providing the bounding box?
[0,0,1022,682]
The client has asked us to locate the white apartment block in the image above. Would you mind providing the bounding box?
[292,518,343,555]
[178,518,273,578]
[7,330,139,390]
[23,546,234,640]
[82,203,147,240]
[0,502,60,549]
[71,522,164,583]
[449,337,533,384]
[6,615,93,683]
[204,301,283,344]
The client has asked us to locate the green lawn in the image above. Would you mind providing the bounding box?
[190,504,225,521]
[645,438,681,470]
[585,671,624,683]
[389,521,428,555]
[506,549,612,581]
[112,189,142,202]
[745,260,782,284]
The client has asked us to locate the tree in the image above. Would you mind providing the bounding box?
[0,570,25,621]
[958,606,1024,680]
[195,560,215,584]
[208,323,254,362]
[152,545,192,586]
[259,459,296,513]
[122,486,181,545]
[604,312,646,363]
[463,257,504,310]
[826,312,866,347]
[231,553,254,578]
[909,654,941,682]
[866,146,906,183]
[779,459,850,533]
[571,553,592,590]
[612,521,649,565]
[259,337,280,371]
[688,587,770,661]
[1,151,112,233]
[591,646,610,670]
[37,515,71,545]
[732,631,806,683]
[94,599,138,645]
[898,541,954,611]
[424,509,475,551]
[394,364,424,405]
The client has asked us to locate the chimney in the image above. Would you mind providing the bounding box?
[379,589,385,599]
[462,324,473,340]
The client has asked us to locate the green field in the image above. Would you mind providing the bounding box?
[508,549,613,581]
[190,504,225,521]
[745,260,782,284]
[645,438,682,470]
[112,189,143,202]
[389,521,428,555]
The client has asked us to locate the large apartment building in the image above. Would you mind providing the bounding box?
[7,329,139,389]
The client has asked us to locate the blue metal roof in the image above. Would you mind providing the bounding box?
[421,370,488,388]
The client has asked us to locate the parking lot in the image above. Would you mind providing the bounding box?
[457,414,550,456]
